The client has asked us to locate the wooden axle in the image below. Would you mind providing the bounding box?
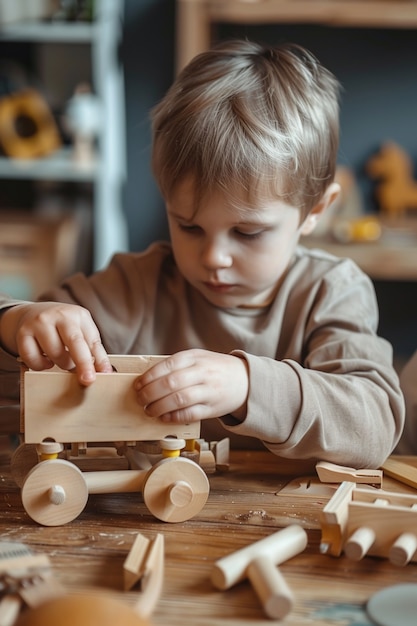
[20,440,210,526]
[211,525,307,619]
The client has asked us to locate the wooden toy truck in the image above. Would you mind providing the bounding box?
[11,355,210,526]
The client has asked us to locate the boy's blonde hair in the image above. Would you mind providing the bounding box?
[151,40,340,219]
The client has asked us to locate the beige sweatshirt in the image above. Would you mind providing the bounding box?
[0,242,404,468]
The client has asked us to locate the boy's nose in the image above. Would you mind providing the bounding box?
[201,239,233,269]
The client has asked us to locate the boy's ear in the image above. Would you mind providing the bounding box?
[300,182,341,236]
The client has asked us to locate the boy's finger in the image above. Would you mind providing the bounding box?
[74,344,112,385]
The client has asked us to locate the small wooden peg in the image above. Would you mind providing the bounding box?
[344,526,376,560]
[0,594,21,626]
[246,557,294,620]
[160,438,186,457]
[389,532,417,566]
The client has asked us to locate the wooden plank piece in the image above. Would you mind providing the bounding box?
[23,355,200,444]
[124,534,151,591]
[382,457,417,490]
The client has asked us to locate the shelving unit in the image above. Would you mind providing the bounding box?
[0,0,128,273]
[176,0,417,71]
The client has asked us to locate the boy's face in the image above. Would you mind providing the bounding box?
[166,178,321,309]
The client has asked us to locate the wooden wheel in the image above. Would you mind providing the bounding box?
[10,443,39,488]
[142,456,209,523]
[21,459,88,526]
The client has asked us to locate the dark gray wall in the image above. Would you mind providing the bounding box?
[122,0,173,253]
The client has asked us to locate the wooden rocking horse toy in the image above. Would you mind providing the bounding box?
[366,141,417,217]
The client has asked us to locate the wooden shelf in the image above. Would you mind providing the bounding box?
[176,0,417,70]
[0,20,95,43]
[176,1,417,284]
[0,148,97,182]
[302,218,417,282]
[0,1,128,270]
[203,1,417,28]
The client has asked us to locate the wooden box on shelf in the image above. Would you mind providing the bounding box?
[0,211,80,300]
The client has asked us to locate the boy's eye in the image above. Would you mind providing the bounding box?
[234,228,264,240]
[178,223,202,234]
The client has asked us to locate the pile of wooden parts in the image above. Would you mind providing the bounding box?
[211,525,308,620]
[320,481,417,566]
[0,541,64,626]
[0,532,162,626]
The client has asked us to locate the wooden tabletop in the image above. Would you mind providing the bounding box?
[1,443,417,626]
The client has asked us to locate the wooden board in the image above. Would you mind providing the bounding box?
[22,356,200,444]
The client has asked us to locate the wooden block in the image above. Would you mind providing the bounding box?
[199,449,216,474]
[320,481,356,556]
[316,461,382,486]
[0,211,80,301]
[133,533,164,618]
[277,477,337,499]
[123,534,151,591]
[211,437,230,471]
[22,356,200,444]
[65,446,130,471]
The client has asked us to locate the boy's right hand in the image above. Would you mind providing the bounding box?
[0,302,112,385]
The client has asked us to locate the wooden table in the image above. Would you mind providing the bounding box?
[1,444,417,625]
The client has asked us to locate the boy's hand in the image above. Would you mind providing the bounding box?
[134,349,249,423]
[0,302,112,385]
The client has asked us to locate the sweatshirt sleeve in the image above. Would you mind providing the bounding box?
[0,294,29,401]
[221,262,405,468]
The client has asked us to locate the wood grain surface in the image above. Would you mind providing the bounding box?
[1,443,417,625]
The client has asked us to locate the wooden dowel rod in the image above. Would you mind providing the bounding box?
[389,532,417,567]
[85,470,146,494]
[211,524,307,590]
[246,558,294,620]
[344,526,375,560]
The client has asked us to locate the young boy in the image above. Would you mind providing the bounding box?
[0,40,404,469]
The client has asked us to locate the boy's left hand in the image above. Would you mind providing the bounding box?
[134,349,249,423]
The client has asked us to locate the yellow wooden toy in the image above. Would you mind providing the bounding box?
[367,142,417,217]
[0,89,61,159]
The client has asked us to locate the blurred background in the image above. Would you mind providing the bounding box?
[0,0,416,368]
